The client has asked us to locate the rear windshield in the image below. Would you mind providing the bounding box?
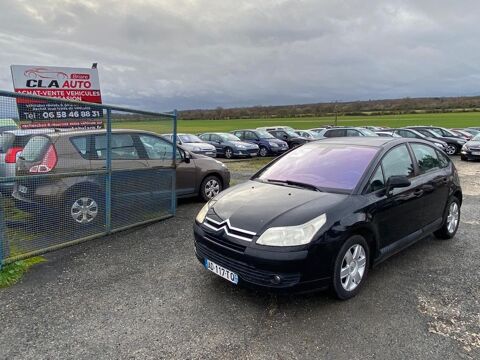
[256,144,379,192]
[0,133,15,153]
[21,136,51,162]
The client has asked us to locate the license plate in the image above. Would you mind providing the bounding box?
[204,259,238,284]
[472,151,480,155]
[18,185,27,194]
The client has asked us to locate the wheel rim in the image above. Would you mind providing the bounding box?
[446,202,459,234]
[205,179,220,199]
[71,197,98,224]
[259,147,268,157]
[225,149,232,158]
[446,145,456,155]
[340,244,367,291]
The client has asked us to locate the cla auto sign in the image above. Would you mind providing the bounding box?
[10,65,103,122]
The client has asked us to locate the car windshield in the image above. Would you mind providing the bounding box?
[418,129,438,138]
[256,130,275,139]
[473,134,480,141]
[219,133,241,141]
[286,130,300,137]
[359,128,378,136]
[179,134,203,143]
[255,144,379,192]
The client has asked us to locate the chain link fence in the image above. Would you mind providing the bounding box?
[0,90,177,267]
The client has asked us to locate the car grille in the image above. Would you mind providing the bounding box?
[203,233,247,253]
[196,242,301,287]
[203,217,255,242]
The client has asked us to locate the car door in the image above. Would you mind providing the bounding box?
[209,134,224,154]
[410,143,450,227]
[90,133,150,216]
[244,131,259,146]
[138,134,197,197]
[365,144,425,249]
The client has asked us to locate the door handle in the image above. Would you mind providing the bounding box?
[413,189,424,197]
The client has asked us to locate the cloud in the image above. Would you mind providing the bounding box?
[0,0,479,111]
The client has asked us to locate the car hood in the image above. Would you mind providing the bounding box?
[182,142,215,151]
[263,138,287,145]
[207,180,348,234]
[229,141,259,148]
[466,140,480,148]
[437,136,466,143]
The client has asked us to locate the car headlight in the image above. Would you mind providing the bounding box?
[195,199,216,223]
[236,144,246,149]
[256,213,327,247]
[434,142,444,148]
[269,141,279,147]
[192,146,201,151]
[462,144,469,151]
[214,159,226,167]
[457,140,466,145]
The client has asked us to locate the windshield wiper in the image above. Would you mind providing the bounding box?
[266,179,323,192]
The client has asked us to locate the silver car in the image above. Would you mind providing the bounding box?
[162,133,217,157]
[0,128,55,194]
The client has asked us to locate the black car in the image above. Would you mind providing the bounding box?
[194,137,462,299]
[392,128,448,152]
[406,126,466,155]
[268,129,310,148]
[460,133,480,161]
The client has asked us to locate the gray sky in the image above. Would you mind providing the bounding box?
[1,0,479,111]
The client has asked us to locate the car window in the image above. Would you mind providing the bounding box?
[139,135,180,160]
[233,131,244,139]
[211,134,222,142]
[325,129,345,137]
[71,136,89,158]
[436,150,450,168]
[245,131,257,140]
[21,136,51,162]
[411,143,441,173]
[381,144,415,179]
[398,130,415,138]
[346,129,361,137]
[95,134,139,160]
[367,166,385,193]
[199,134,210,141]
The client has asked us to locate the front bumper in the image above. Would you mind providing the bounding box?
[193,223,332,292]
[192,149,217,158]
[270,146,288,154]
[461,149,480,160]
[234,149,258,157]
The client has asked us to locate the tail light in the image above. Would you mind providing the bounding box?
[29,145,58,173]
[5,147,24,163]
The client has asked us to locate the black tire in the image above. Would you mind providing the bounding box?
[259,146,268,157]
[332,235,370,300]
[445,144,458,156]
[64,189,103,229]
[199,175,222,201]
[434,197,461,240]
[224,147,233,159]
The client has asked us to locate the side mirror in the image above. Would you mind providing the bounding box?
[283,135,288,140]
[181,150,190,163]
[385,175,410,194]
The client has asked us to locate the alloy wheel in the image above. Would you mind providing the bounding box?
[204,179,220,199]
[259,147,268,157]
[447,202,459,234]
[71,197,98,224]
[340,244,367,291]
[225,148,233,159]
[446,145,457,155]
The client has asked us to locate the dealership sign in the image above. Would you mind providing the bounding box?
[11,65,103,124]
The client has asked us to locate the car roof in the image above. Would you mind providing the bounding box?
[315,137,398,147]
[3,128,55,136]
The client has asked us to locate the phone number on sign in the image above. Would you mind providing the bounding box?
[22,110,103,120]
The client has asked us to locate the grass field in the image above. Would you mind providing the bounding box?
[112,111,480,134]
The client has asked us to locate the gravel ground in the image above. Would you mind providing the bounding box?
[0,158,478,360]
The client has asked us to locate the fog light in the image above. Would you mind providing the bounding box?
[271,275,282,284]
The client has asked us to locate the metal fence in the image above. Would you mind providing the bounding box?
[0,90,177,268]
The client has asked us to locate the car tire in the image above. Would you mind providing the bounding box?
[460,155,467,161]
[224,147,233,159]
[200,175,222,201]
[332,235,369,300]
[445,144,458,156]
[259,146,268,157]
[65,189,103,228]
[434,196,461,240]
